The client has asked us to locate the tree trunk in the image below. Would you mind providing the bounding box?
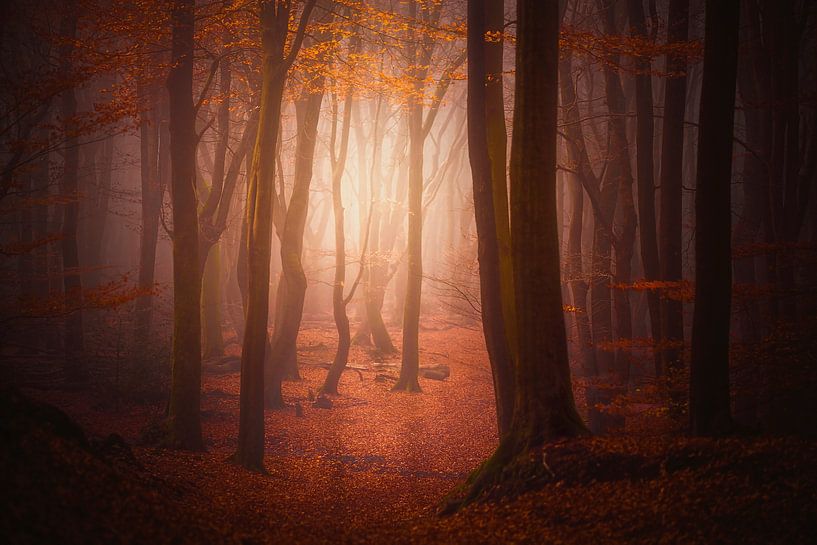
[732,0,769,426]
[659,0,689,396]
[509,0,585,439]
[202,243,224,358]
[598,0,637,429]
[265,20,328,406]
[135,82,163,348]
[166,0,203,451]
[234,2,285,470]
[468,0,514,437]
[450,0,587,511]
[323,81,358,394]
[689,0,739,436]
[396,0,442,393]
[485,0,516,361]
[558,52,605,429]
[628,0,662,376]
[266,93,322,403]
[59,5,85,380]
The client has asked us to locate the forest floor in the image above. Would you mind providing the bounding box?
[2,323,816,544]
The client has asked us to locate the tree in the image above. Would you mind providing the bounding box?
[59,2,85,381]
[322,32,369,396]
[394,0,465,393]
[166,0,204,450]
[447,0,587,511]
[265,1,331,407]
[467,0,514,437]
[658,0,689,384]
[628,0,662,376]
[597,0,637,432]
[689,0,740,436]
[232,0,316,471]
[134,74,167,349]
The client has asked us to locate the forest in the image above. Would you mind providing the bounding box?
[1,0,816,543]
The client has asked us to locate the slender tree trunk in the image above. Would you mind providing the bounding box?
[468,0,514,437]
[202,243,224,358]
[59,5,85,380]
[323,92,354,395]
[356,96,398,353]
[689,0,739,436]
[266,89,325,405]
[598,0,636,424]
[166,0,203,450]
[628,0,662,376]
[732,0,769,426]
[659,0,689,396]
[558,52,604,429]
[395,94,424,393]
[135,83,163,347]
[485,0,516,361]
[234,2,285,470]
[396,0,442,392]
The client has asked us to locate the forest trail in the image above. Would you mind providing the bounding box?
[22,325,500,542]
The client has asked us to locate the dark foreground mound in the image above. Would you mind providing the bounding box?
[424,437,817,545]
[0,388,218,545]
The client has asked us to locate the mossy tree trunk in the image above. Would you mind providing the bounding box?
[467,0,514,437]
[234,0,316,471]
[449,0,587,512]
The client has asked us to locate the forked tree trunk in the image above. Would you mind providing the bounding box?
[265,88,325,406]
[323,100,354,394]
[234,0,304,470]
[395,0,446,393]
[448,0,587,512]
[689,0,739,437]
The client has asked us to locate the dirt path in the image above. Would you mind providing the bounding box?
[31,326,499,543]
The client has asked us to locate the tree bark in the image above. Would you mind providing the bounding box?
[135,81,164,348]
[598,0,636,430]
[59,4,85,380]
[467,0,514,438]
[166,0,203,450]
[265,4,329,407]
[234,0,290,470]
[689,0,740,436]
[628,0,662,376]
[448,0,587,512]
[658,0,689,391]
